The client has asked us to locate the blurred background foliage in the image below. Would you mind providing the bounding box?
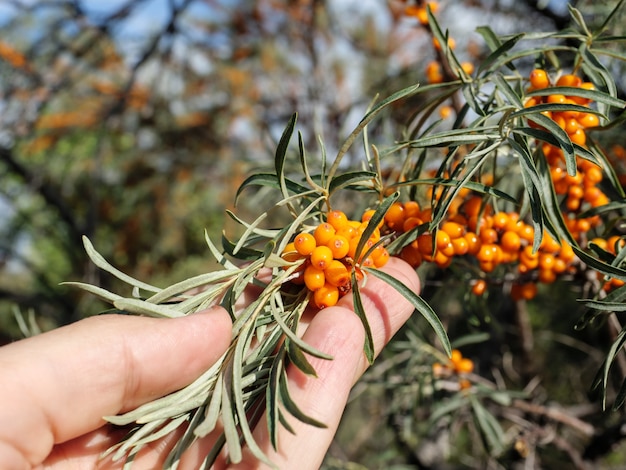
[1,0,626,468]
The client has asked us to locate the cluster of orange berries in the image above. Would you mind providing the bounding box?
[526,69,599,148]
[282,210,390,309]
[433,349,474,390]
[525,70,610,242]
[386,194,578,299]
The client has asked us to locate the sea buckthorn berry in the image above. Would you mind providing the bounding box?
[565,118,581,134]
[553,257,568,274]
[451,236,469,255]
[471,279,487,296]
[479,227,498,244]
[436,230,452,250]
[570,128,587,146]
[371,245,390,267]
[337,224,357,240]
[539,252,556,270]
[401,244,423,267]
[461,62,474,75]
[327,210,348,231]
[547,94,567,104]
[417,233,435,256]
[519,282,538,300]
[326,234,350,259]
[578,112,599,128]
[571,82,594,104]
[433,36,455,51]
[501,230,521,253]
[450,349,463,365]
[464,232,481,255]
[281,242,302,262]
[426,61,443,84]
[325,260,351,288]
[477,243,497,263]
[304,265,326,291]
[314,223,336,246]
[404,200,421,218]
[439,105,453,119]
[607,235,626,254]
[456,358,474,374]
[539,268,557,284]
[310,245,333,270]
[441,221,464,239]
[403,216,423,233]
[294,232,316,256]
[556,74,582,88]
[529,69,550,89]
[313,283,339,309]
[517,223,534,243]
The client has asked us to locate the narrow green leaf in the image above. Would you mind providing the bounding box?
[279,369,327,428]
[471,396,504,454]
[61,282,123,304]
[577,299,626,312]
[365,267,451,356]
[477,33,524,74]
[266,352,283,450]
[113,298,184,318]
[355,192,399,262]
[82,236,160,293]
[275,113,298,198]
[524,112,575,175]
[286,337,319,376]
[572,245,626,281]
[235,173,310,204]
[328,170,377,194]
[351,271,375,364]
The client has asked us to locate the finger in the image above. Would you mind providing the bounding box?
[0,307,232,468]
[234,256,420,469]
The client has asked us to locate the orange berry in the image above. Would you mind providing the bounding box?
[401,244,423,267]
[452,236,469,255]
[426,60,443,84]
[571,82,595,104]
[439,105,454,119]
[529,69,550,89]
[520,282,538,300]
[607,235,625,254]
[538,268,557,284]
[556,74,582,88]
[310,245,334,270]
[450,349,463,365]
[552,257,568,274]
[479,227,498,244]
[441,221,464,239]
[404,201,421,218]
[547,94,567,104]
[517,223,534,243]
[326,235,350,259]
[433,36,455,50]
[403,216,424,233]
[294,232,317,256]
[471,279,487,296]
[327,210,348,231]
[456,358,474,374]
[578,112,599,128]
[477,243,498,263]
[314,223,336,246]
[565,117,581,134]
[325,260,351,289]
[385,202,406,230]
[501,230,521,253]
[417,233,435,256]
[461,62,474,75]
[304,265,326,291]
[313,283,339,309]
[569,128,587,146]
[436,230,452,250]
[539,252,556,270]
[281,242,303,262]
[465,232,481,255]
[371,245,390,267]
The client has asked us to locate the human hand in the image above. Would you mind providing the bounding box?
[0,257,419,469]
